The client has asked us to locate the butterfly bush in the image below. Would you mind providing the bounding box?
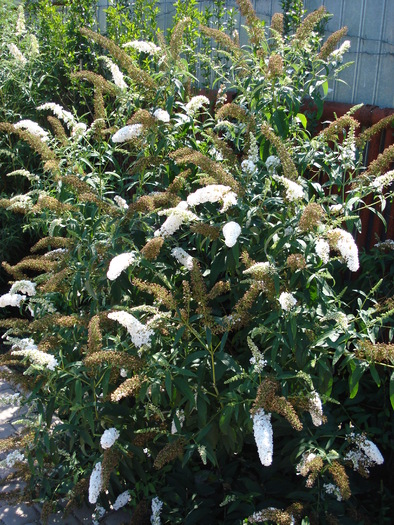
[0,2,393,524]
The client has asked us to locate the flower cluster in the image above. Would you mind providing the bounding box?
[186,184,237,212]
[114,195,128,210]
[100,56,127,90]
[111,124,143,143]
[107,252,136,280]
[252,408,273,466]
[266,155,281,172]
[15,5,26,35]
[0,450,25,468]
[154,202,198,238]
[308,391,324,426]
[370,169,394,193]
[37,102,77,130]
[112,491,131,511]
[9,280,37,296]
[14,120,49,142]
[185,95,210,115]
[171,247,194,270]
[279,292,297,311]
[153,108,170,123]
[0,292,25,308]
[274,175,305,201]
[344,433,384,475]
[328,228,359,272]
[108,311,154,348]
[222,221,241,247]
[244,262,273,280]
[323,482,342,501]
[100,428,120,449]
[151,496,163,525]
[315,238,330,264]
[8,43,26,65]
[0,393,22,406]
[11,338,59,371]
[123,40,161,55]
[88,462,103,504]
[330,40,351,62]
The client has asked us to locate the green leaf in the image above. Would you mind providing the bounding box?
[349,362,367,398]
[165,371,172,398]
[296,113,307,129]
[219,406,232,435]
[369,365,381,387]
[173,377,195,405]
[390,371,394,410]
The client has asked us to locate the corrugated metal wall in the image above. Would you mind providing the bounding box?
[96,1,393,109]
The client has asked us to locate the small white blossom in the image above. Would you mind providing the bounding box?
[89,462,103,504]
[29,35,40,56]
[330,40,351,62]
[222,221,241,247]
[323,483,342,501]
[100,428,120,449]
[153,108,170,123]
[10,280,36,297]
[171,409,185,434]
[279,292,297,311]
[265,155,280,171]
[154,202,198,238]
[274,175,305,201]
[330,203,343,214]
[0,293,25,308]
[353,434,384,465]
[71,122,88,137]
[243,262,272,280]
[308,391,324,426]
[249,355,267,373]
[252,409,273,466]
[113,491,131,511]
[315,238,330,264]
[11,338,58,371]
[123,40,161,55]
[112,124,143,143]
[107,252,136,281]
[370,170,394,193]
[185,95,210,115]
[241,159,257,176]
[249,508,294,525]
[374,239,394,250]
[92,505,106,525]
[108,311,154,348]
[8,43,27,65]
[6,194,33,212]
[37,103,77,130]
[0,393,22,406]
[14,120,49,142]
[171,247,194,270]
[15,6,26,35]
[328,228,359,272]
[151,496,163,525]
[186,184,237,212]
[114,195,128,210]
[100,56,127,90]
[0,450,25,469]
[296,452,317,476]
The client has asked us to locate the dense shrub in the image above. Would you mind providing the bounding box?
[0,1,393,524]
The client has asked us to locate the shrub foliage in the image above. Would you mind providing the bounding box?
[0,1,393,524]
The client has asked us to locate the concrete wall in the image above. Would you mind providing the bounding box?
[97,0,393,108]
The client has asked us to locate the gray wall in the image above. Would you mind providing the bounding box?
[97,0,393,108]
